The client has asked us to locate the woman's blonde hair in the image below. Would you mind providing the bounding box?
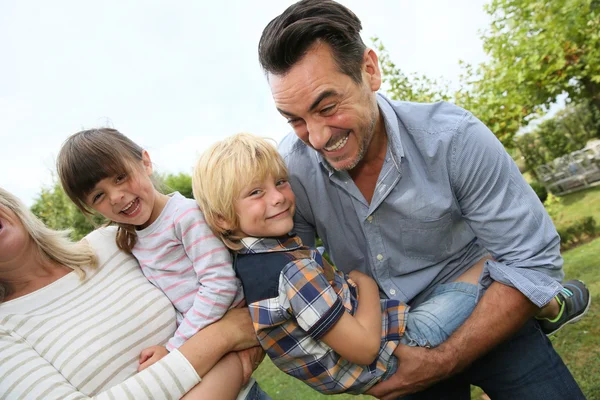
[57,128,147,253]
[0,187,97,300]
[192,133,288,250]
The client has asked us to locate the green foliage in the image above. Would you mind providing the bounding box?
[160,172,193,199]
[557,216,598,250]
[480,0,600,122]
[515,103,599,177]
[529,180,548,203]
[544,192,563,221]
[30,182,103,240]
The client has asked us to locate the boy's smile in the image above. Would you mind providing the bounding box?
[232,174,295,238]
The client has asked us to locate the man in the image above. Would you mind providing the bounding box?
[259,1,588,399]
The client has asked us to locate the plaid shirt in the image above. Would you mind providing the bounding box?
[234,235,409,395]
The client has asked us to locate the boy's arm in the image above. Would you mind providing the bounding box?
[283,260,382,365]
[320,270,382,365]
[167,206,241,351]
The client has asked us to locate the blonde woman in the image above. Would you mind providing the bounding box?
[0,187,263,399]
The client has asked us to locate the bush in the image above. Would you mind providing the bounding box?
[557,216,598,250]
[529,181,548,203]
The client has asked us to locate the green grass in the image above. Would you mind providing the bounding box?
[552,185,600,230]
[254,186,600,399]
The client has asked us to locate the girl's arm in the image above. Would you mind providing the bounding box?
[283,260,382,366]
[168,206,242,351]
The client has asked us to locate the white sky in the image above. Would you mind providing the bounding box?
[0,0,490,206]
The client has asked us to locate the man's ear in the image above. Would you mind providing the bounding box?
[362,48,382,92]
[141,150,153,176]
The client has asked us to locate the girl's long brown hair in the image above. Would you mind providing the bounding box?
[57,128,145,253]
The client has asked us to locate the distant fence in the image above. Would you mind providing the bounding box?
[535,140,600,196]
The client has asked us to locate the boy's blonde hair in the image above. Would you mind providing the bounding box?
[193,133,288,250]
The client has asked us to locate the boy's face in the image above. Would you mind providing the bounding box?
[232,174,295,238]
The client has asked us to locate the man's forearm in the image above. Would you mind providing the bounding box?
[436,281,539,376]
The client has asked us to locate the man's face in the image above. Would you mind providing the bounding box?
[269,43,381,171]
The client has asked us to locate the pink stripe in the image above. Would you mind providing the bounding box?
[192,247,227,263]
[158,253,188,271]
[162,280,188,293]
[184,235,216,252]
[202,276,237,283]
[182,220,206,237]
[173,289,197,305]
[195,293,230,309]
[191,308,220,321]
[175,208,198,225]
[146,223,176,239]
[212,288,239,295]
[134,239,178,252]
[145,265,194,280]
[201,262,230,272]
[174,330,189,341]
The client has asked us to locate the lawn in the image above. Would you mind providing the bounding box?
[551,185,600,230]
[253,186,600,399]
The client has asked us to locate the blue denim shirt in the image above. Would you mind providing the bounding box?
[278,93,563,307]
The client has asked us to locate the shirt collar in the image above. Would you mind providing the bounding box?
[238,235,303,254]
[318,93,404,175]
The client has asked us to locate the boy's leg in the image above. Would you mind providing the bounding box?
[536,279,591,335]
[401,281,478,348]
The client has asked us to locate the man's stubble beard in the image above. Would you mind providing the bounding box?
[324,109,378,172]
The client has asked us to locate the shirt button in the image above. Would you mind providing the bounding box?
[377,254,384,261]
[390,289,396,295]
[367,216,373,223]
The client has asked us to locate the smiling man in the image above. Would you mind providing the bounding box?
[260,0,586,399]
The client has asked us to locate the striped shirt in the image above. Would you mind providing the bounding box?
[234,235,408,395]
[132,193,244,351]
[0,227,200,399]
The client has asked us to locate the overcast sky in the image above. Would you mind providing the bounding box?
[0,0,490,206]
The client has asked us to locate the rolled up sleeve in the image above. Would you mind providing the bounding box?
[450,112,564,307]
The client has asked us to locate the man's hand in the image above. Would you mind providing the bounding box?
[138,345,169,372]
[367,345,455,400]
[219,308,259,351]
[236,346,266,385]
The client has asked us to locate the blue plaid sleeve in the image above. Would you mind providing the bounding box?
[281,259,345,340]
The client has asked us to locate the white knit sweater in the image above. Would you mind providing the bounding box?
[0,227,200,399]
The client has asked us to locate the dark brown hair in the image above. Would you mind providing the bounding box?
[258,0,366,83]
[57,128,144,252]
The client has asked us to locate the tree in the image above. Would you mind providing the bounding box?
[31,182,103,240]
[161,172,193,199]
[374,38,531,147]
[480,0,600,122]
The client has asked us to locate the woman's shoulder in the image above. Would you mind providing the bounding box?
[83,227,136,268]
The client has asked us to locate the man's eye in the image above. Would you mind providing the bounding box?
[320,105,336,115]
[287,118,304,127]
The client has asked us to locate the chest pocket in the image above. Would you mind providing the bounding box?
[399,213,453,262]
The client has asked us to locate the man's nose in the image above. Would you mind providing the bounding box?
[306,120,331,150]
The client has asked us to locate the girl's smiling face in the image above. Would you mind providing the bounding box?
[84,152,168,229]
